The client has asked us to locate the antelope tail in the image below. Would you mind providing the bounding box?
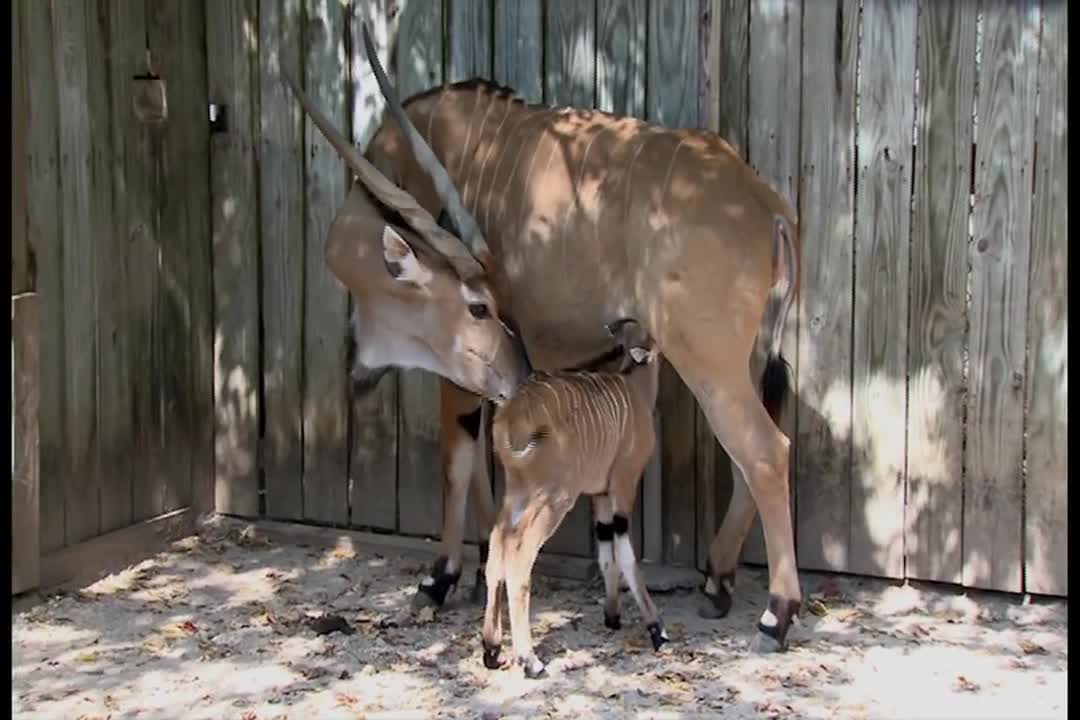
[760,214,798,424]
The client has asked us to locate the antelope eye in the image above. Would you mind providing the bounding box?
[468,303,490,320]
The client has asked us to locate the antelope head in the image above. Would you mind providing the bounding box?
[281,34,530,403]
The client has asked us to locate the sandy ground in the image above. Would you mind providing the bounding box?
[12,518,1068,720]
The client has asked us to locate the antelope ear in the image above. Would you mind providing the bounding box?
[382,225,432,287]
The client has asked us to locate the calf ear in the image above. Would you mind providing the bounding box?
[382,225,432,287]
[628,346,650,364]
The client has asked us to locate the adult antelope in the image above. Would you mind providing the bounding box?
[284,23,803,652]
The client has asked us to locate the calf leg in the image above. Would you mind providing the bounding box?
[609,509,668,651]
[591,495,622,630]
[502,490,576,678]
[481,516,507,669]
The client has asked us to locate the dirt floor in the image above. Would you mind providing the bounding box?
[12,518,1068,720]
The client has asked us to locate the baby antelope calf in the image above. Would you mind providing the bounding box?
[481,319,667,678]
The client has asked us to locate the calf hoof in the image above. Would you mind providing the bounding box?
[749,630,786,654]
[603,612,622,631]
[647,622,670,652]
[518,654,546,679]
[469,569,487,606]
[698,571,735,619]
[482,641,503,670]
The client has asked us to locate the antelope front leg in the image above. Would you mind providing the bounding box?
[468,401,497,604]
[415,388,484,609]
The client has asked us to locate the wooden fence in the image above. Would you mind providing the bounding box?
[14,0,1067,598]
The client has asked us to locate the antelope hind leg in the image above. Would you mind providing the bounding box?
[689,375,802,653]
[700,468,758,619]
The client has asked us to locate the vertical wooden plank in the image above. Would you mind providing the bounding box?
[793,0,857,573]
[542,0,597,557]
[596,0,646,118]
[493,0,542,102]
[348,0,400,532]
[1024,0,1067,598]
[596,0,648,555]
[699,0,748,571]
[545,0,596,108]
[148,0,212,517]
[964,1,1040,593]
[648,0,700,568]
[113,1,164,525]
[905,1,976,584]
[25,0,67,553]
[694,0,729,573]
[53,0,101,545]
[446,0,492,544]
[85,0,133,536]
[850,0,916,579]
[207,0,262,518]
[12,0,29,296]
[447,0,492,81]
[259,0,305,521]
[392,1,445,538]
[741,0,802,567]
[12,296,40,594]
[301,0,350,526]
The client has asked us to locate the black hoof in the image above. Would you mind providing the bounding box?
[604,612,622,631]
[482,641,502,670]
[647,621,670,652]
[699,570,735,619]
[750,593,801,653]
[518,654,546,679]
[413,556,461,608]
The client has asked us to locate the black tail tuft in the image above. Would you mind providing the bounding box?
[760,353,792,423]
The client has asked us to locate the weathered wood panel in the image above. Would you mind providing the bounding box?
[113,1,165,526]
[394,3,446,538]
[302,0,350,527]
[12,0,30,296]
[448,0,492,82]
[13,295,40,595]
[542,0,597,557]
[53,0,101,545]
[493,0,543,102]
[149,0,212,517]
[905,1,977,585]
[1024,0,1068,598]
[964,2,1040,593]
[348,0,400,532]
[742,0,802,567]
[259,0,305,521]
[207,0,262,518]
[649,0,701,568]
[850,0,916,579]
[596,0,648,555]
[794,0,858,574]
[92,0,132,535]
[446,0,492,546]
